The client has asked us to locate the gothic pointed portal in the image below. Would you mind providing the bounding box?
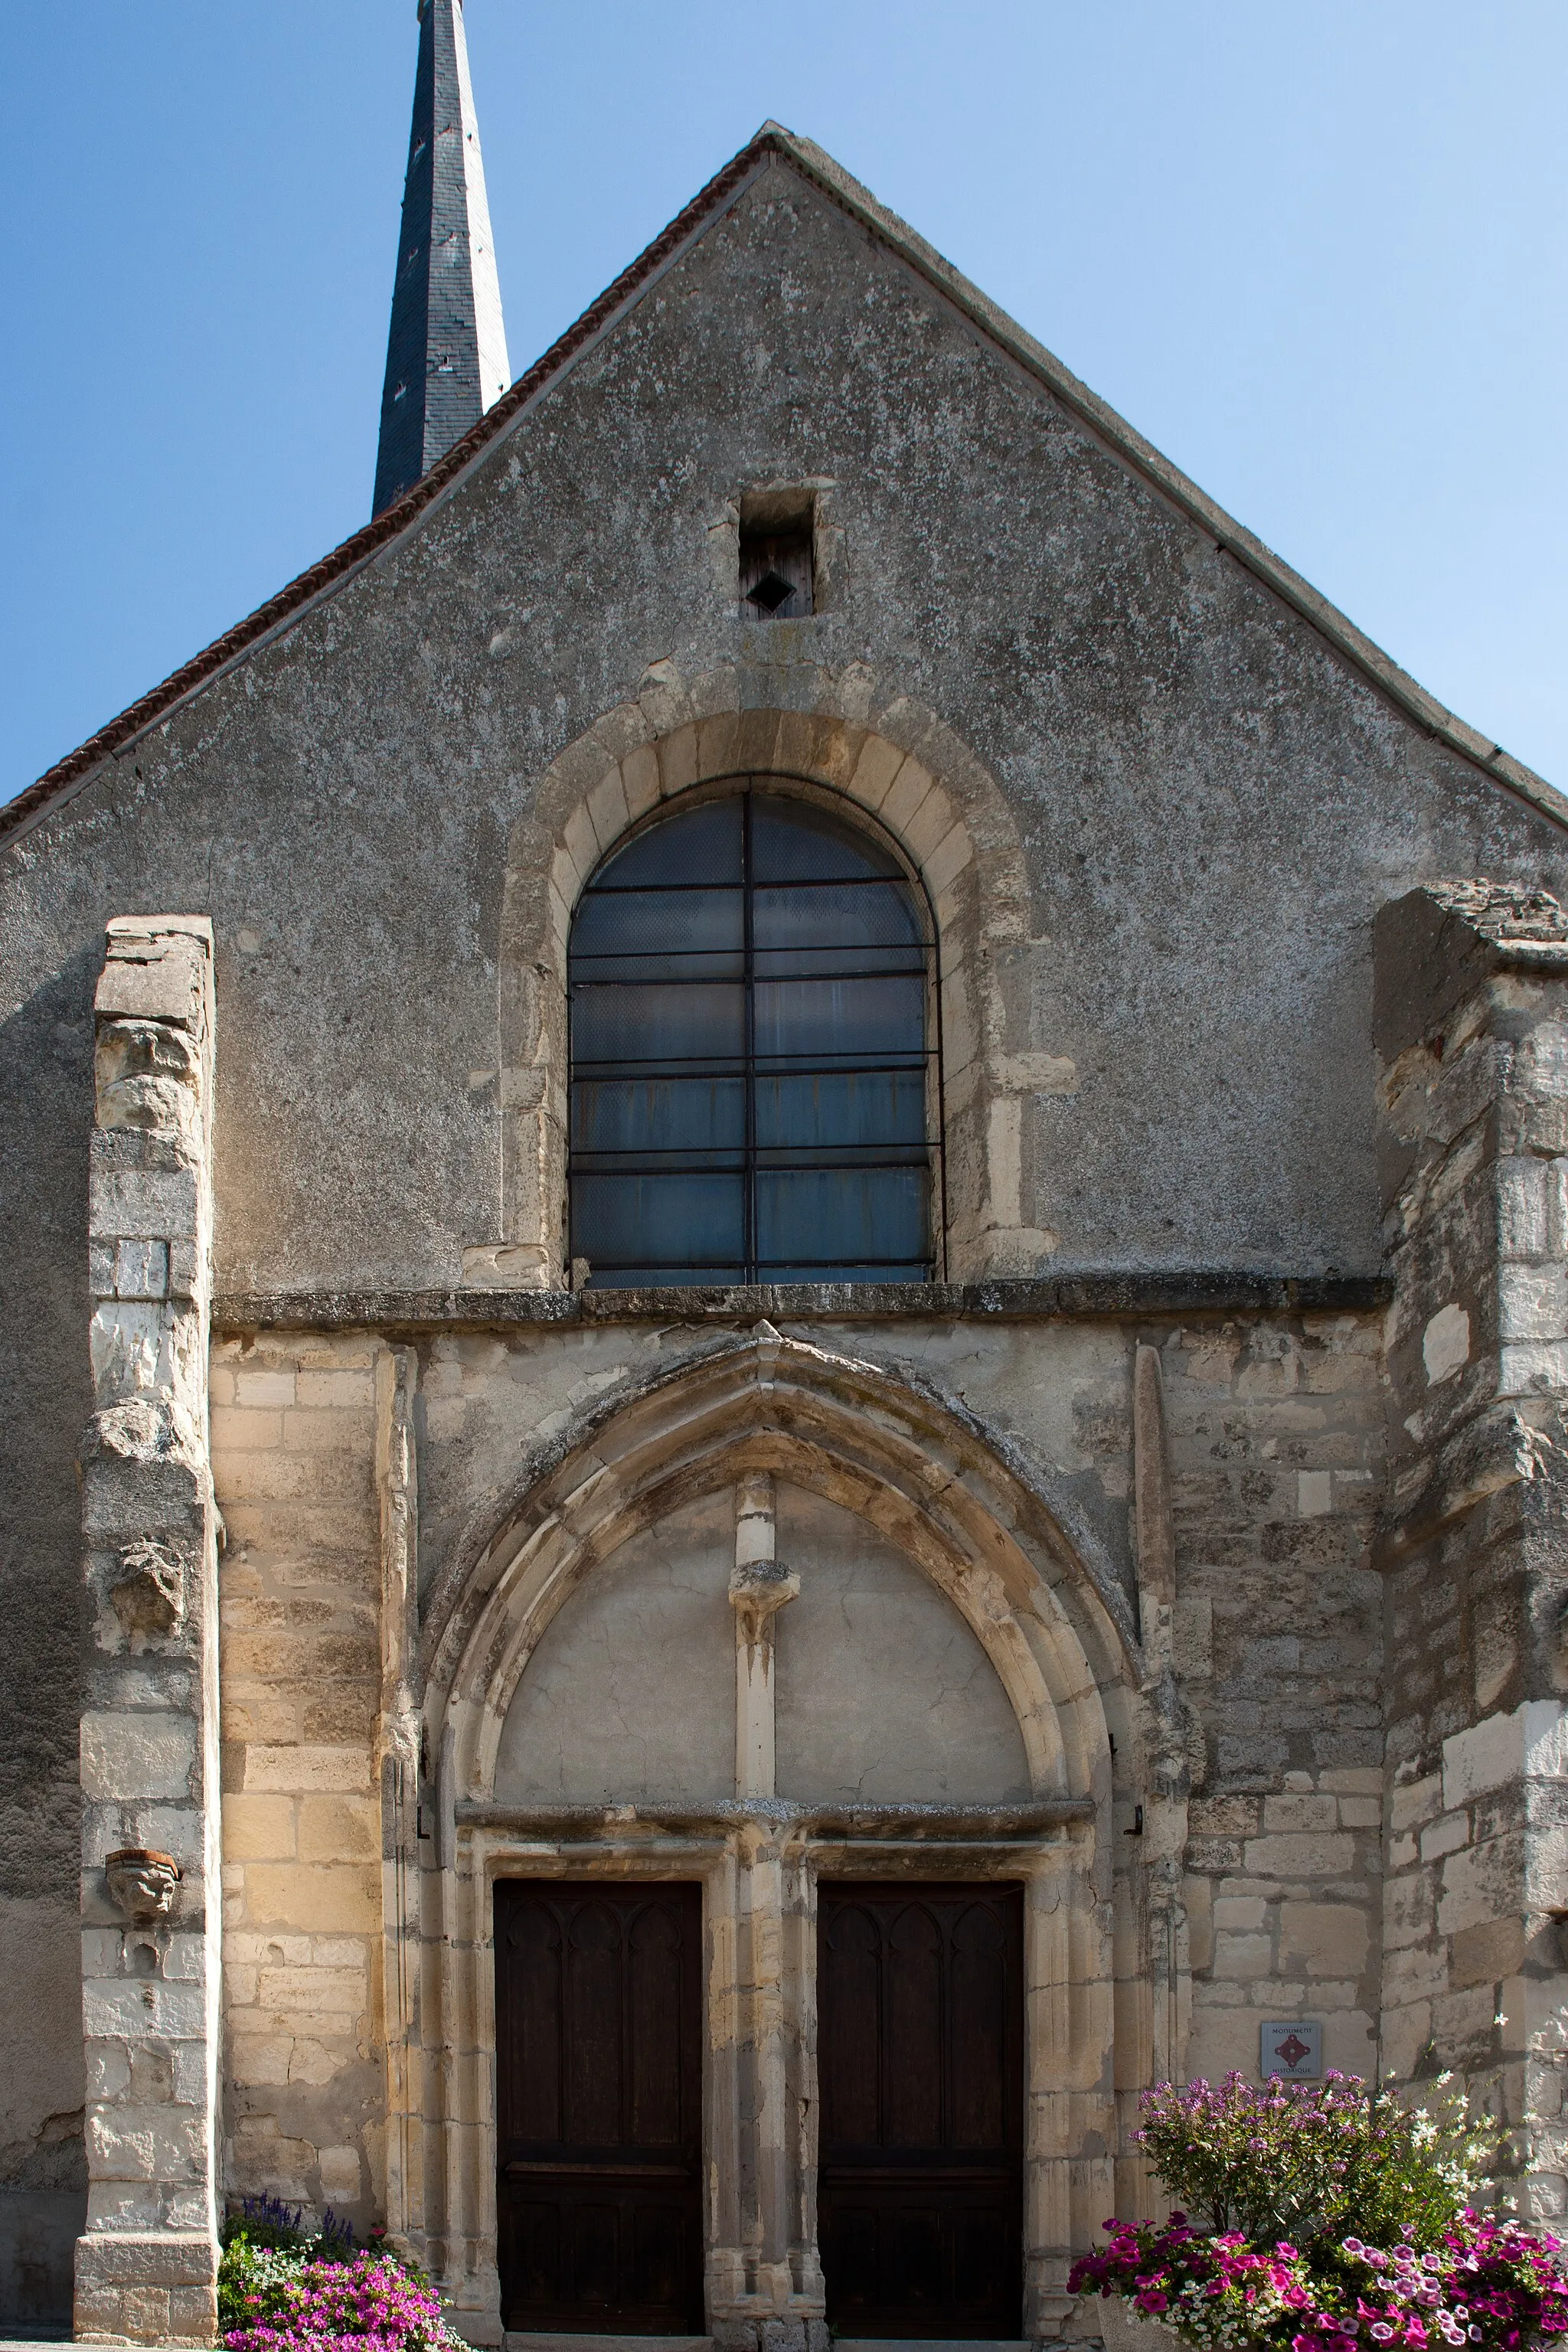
[373,0,510,518]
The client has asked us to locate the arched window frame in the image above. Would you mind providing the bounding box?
[564,773,949,1288]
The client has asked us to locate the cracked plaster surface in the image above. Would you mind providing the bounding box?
[491,1477,1031,1810]
[775,1483,1031,1803]
[493,1489,735,1801]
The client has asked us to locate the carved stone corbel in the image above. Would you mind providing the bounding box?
[729,1559,801,1654]
[107,1539,186,1645]
[104,1848,182,1925]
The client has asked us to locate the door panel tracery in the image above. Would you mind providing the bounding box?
[495,1880,704,2334]
[818,1882,1024,2339]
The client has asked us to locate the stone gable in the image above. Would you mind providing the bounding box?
[2,119,1567,2345]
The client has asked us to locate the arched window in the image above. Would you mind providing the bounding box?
[568,784,939,1286]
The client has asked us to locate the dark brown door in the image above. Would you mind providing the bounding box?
[818,1882,1023,2339]
[495,1880,704,2334]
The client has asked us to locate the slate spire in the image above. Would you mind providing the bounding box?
[372,0,511,517]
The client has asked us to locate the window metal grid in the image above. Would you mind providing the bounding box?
[567,783,939,1287]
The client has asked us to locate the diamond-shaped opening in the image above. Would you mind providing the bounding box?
[745,570,798,617]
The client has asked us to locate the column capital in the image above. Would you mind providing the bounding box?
[729,1558,800,1647]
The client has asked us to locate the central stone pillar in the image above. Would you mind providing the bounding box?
[75,919,220,2345]
[730,1474,799,1798]
[710,1477,824,2352]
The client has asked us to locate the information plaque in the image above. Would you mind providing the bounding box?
[1260,2020,1322,2079]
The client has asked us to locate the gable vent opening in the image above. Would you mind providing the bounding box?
[746,567,798,616]
[739,487,815,620]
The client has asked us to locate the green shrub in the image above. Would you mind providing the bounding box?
[1068,2069,1568,2352]
[219,2196,310,2256]
[1134,2070,1491,2252]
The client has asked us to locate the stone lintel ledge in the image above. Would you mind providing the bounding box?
[458,1798,1095,1838]
[214,1269,1387,1334]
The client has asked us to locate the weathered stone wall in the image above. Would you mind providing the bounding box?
[0,926,94,2328]
[2,132,1567,2326]
[773,1483,1033,1802]
[492,1490,737,1802]
[210,1336,385,2230]
[5,162,1566,1303]
[1374,886,1568,2216]
[77,919,221,2347]
[201,1304,1391,2257]
[488,1479,1034,1808]
[1163,1313,1387,2084]
[409,1312,1142,1622]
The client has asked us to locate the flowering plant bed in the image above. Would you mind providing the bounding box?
[1070,2213,1305,2346]
[1072,2210,1568,2352]
[1069,2074,1568,2352]
[220,2246,462,2352]
[218,2200,463,2352]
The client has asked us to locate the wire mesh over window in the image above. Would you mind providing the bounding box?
[568,786,938,1286]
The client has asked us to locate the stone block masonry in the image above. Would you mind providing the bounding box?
[1156,1313,1386,2089]
[8,77,1568,2330]
[209,1337,386,2228]
[76,920,220,2346]
[30,951,1561,2352]
[1375,884,1568,2219]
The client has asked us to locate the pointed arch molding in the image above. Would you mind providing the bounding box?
[493,662,1054,1287]
[424,1322,1130,1818]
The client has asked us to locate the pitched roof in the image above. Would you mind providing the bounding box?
[5,122,1562,850]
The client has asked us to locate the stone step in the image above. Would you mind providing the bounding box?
[502,2337,714,2352]
[837,2341,1031,2352]
[498,2337,1033,2352]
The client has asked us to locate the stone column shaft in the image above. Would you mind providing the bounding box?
[710,1477,821,2350]
[378,1348,423,2252]
[730,1475,798,1800]
[75,918,220,2345]
[1132,1341,1191,2100]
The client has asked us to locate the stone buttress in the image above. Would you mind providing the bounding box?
[75,919,220,2344]
[1377,883,1568,2216]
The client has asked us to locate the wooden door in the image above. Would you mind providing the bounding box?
[495,1880,704,2334]
[818,1882,1023,2338]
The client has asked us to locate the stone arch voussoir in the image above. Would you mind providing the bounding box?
[424,1327,1129,1832]
[489,663,1051,1287]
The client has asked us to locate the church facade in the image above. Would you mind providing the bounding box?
[5,7,1568,2344]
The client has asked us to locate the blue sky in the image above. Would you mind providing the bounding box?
[2,1,1564,802]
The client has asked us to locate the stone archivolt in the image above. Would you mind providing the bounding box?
[409,1324,1131,2346]
[425,1322,1129,1808]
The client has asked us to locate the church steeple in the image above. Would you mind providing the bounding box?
[372,0,510,518]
